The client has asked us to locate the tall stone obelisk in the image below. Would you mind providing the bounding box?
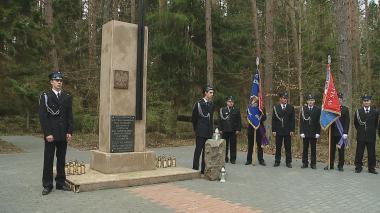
[90,20,155,174]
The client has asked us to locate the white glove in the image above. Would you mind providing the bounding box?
[343,134,348,139]
[315,134,320,139]
[300,134,305,138]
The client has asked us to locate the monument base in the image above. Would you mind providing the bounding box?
[90,150,156,174]
[65,166,200,193]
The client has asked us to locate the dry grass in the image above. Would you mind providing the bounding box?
[0,139,24,154]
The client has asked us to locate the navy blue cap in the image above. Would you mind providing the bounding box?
[362,94,372,101]
[226,96,234,102]
[279,92,288,99]
[306,94,314,100]
[204,85,214,93]
[49,71,64,80]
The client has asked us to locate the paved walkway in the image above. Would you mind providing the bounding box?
[1,136,380,213]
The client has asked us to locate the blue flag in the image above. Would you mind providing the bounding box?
[247,68,263,129]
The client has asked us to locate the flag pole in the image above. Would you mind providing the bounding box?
[327,126,331,170]
[327,55,332,170]
[252,57,260,166]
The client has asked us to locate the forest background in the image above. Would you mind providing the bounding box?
[1,0,380,164]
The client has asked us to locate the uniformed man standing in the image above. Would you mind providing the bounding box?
[192,85,214,174]
[246,107,267,166]
[300,94,321,169]
[39,71,73,195]
[272,92,295,168]
[325,92,350,171]
[354,95,379,174]
[219,96,242,164]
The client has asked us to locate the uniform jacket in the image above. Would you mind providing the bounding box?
[354,107,379,142]
[219,106,242,132]
[331,105,350,137]
[192,98,214,138]
[300,105,321,138]
[39,90,74,141]
[272,103,295,136]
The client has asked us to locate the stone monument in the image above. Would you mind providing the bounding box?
[204,132,226,181]
[90,20,155,174]
[64,20,199,192]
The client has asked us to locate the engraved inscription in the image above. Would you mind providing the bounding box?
[114,70,129,89]
[110,115,135,152]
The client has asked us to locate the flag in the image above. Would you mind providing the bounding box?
[320,63,341,130]
[247,67,263,129]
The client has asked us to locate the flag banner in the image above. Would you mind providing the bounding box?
[320,63,341,130]
[247,67,263,129]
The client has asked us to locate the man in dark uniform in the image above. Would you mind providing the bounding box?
[354,94,379,174]
[246,107,267,166]
[39,71,73,195]
[300,94,321,169]
[192,85,214,174]
[325,92,350,171]
[219,96,241,164]
[272,92,295,168]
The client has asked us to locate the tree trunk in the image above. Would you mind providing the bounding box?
[288,0,303,151]
[159,0,166,15]
[205,0,214,85]
[348,0,360,95]
[250,0,261,57]
[45,0,59,71]
[102,0,111,23]
[334,0,352,124]
[88,0,97,68]
[264,0,274,137]
[364,0,371,92]
[131,0,136,23]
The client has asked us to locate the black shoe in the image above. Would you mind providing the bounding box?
[230,160,236,164]
[338,167,344,172]
[42,187,52,195]
[311,165,316,169]
[56,184,71,191]
[286,163,292,168]
[225,158,229,163]
[259,161,266,166]
[245,161,252,165]
[301,164,308,169]
[355,167,362,173]
[274,162,280,167]
[368,169,378,174]
[324,165,334,170]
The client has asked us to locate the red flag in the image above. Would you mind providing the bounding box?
[322,64,341,115]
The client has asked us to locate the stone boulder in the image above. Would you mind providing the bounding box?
[204,139,226,181]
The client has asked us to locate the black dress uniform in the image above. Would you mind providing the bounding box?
[219,98,241,164]
[272,93,295,167]
[329,103,350,170]
[39,72,73,194]
[300,102,321,169]
[354,95,379,174]
[246,108,267,165]
[192,96,214,174]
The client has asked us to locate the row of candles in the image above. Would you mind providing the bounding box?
[156,155,176,168]
[65,160,86,175]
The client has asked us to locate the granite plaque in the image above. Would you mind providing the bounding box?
[110,115,135,152]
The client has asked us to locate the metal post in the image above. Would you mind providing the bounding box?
[136,0,145,120]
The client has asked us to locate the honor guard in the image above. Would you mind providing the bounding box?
[325,92,350,171]
[272,92,295,168]
[354,95,379,174]
[246,106,267,166]
[300,94,321,169]
[39,71,73,195]
[219,96,242,164]
[192,85,214,174]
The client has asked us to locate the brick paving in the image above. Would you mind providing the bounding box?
[131,183,262,213]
